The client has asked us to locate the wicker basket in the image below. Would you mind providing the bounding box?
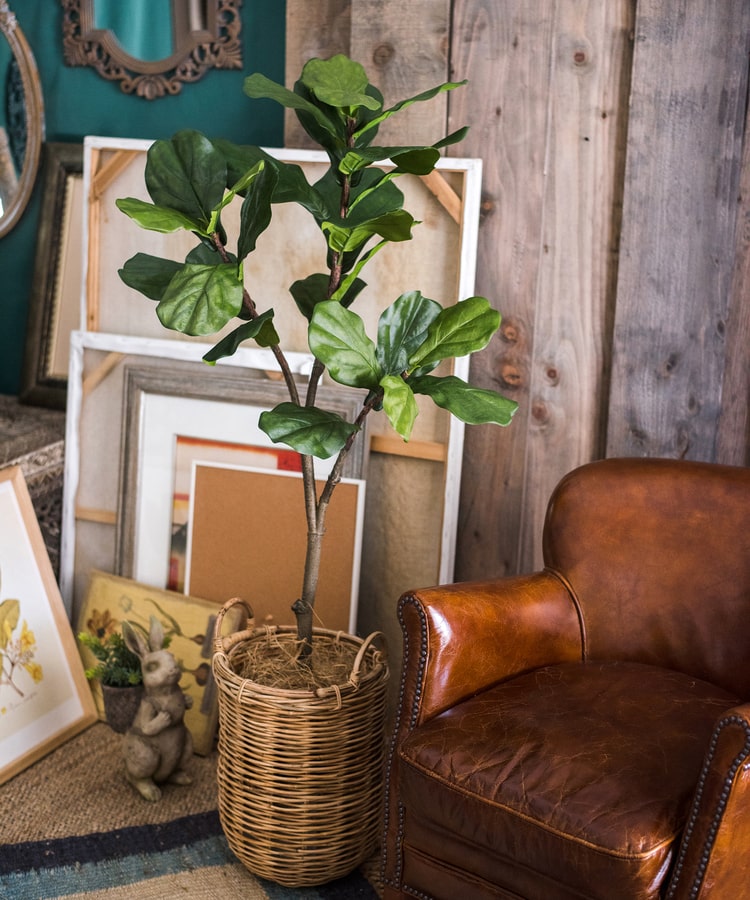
[212,597,389,887]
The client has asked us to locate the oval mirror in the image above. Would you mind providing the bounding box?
[0,3,44,238]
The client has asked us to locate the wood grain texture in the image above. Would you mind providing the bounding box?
[716,91,750,467]
[450,1,560,579]
[606,0,750,461]
[518,0,634,570]
[350,0,451,145]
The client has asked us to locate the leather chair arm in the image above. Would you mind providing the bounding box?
[666,703,750,899]
[382,571,582,897]
[397,569,582,727]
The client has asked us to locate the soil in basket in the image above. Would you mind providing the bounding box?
[231,635,375,692]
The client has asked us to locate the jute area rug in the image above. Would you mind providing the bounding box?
[0,723,382,899]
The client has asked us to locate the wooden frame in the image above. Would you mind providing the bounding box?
[20,143,83,409]
[82,136,483,590]
[0,466,96,785]
[76,569,243,755]
[58,329,351,620]
[60,0,242,100]
[116,362,366,593]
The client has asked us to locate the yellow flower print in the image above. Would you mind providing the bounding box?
[24,661,43,683]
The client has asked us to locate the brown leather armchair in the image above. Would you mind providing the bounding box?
[382,458,750,900]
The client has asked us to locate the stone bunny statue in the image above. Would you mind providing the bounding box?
[121,617,193,801]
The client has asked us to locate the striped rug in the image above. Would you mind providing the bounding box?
[0,724,382,899]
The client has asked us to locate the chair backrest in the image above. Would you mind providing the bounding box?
[543,457,750,697]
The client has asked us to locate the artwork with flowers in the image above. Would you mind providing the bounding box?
[76,569,243,755]
[0,467,97,786]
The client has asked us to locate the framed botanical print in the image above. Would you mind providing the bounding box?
[0,467,96,785]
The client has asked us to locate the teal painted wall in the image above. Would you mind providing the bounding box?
[0,1,286,394]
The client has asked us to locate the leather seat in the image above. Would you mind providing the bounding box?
[382,458,750,900]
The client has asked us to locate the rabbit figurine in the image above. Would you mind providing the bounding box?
[121,616,194,802]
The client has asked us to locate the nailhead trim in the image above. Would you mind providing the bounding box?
[381,597,430,894]
[666,714,750,898]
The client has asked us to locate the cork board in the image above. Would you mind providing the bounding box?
[185,464,365,633]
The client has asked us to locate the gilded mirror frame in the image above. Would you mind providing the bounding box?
[0,2,44,238]
[61,0,242,100]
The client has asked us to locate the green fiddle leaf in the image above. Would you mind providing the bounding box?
[308,301,382,389]
[315,167,403,227]
[340,146,440,177]
[145,130,227,229]
[244,72,342,146]
[322,209,416,254]
[409,374,518,426]
[432,126,470,151]
[185,243,236,265]
[408,296,501,370]
[237,161,277,260]
[118,253,183,301]
[377,291,442,374]
[381,374,418,441]
[290,273,366,320]
[214,140,320,208]
[203,310,279,363]
[354,80,468,141]
[115,197,202,234]
[259,403,359,459]
[156,263,243,336]
[300,55,381,112]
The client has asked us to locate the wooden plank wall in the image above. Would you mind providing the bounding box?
[285,1,750,589]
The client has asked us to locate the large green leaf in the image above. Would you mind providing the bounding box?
[237,161,277,260]
[145,130,227,228]
[381,374,418,440]
[300,55,381,112]
[408,296,501,370]
[340,146,440,176]
[322,209,416,254]
[118,253,183,301]
[259,403,359,459]
[0,598,20,649]
[202,310,280,363]
[308,301,382,389]
[376,291,442,374]
[409,374,518,425]
[290,273,366,320]
[354,80,468,141]
[156,263,243,336]
[244,73,342,146]
[115,197,201,234]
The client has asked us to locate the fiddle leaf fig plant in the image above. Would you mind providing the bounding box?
[116,54,518,655]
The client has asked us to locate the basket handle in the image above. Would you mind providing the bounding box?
[213,597,255,655]
[349,630,387,687]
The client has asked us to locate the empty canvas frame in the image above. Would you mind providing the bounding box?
[82,137,483,593]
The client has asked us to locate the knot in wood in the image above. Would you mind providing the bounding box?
[372,43,394,67]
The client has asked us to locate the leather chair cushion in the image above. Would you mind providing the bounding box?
[397,661,739,900]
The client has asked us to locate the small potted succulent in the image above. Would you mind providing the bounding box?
[114,53,517,886]
[78,621,171,733]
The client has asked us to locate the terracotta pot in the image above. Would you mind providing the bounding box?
[101,683,143,733]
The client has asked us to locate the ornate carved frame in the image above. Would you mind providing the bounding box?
[60,0,242,100]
